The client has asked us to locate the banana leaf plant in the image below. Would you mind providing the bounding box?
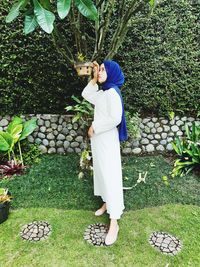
[0,116,37,168]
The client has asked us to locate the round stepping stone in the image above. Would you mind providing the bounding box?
[83,223,109,246]
[20,221,52,242]
[149,232,182,255]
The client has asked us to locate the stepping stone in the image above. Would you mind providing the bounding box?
[20,221,52,242]
[83,223,109,246]
[149,231,182,255]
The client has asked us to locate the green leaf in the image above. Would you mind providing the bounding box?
[33,0,55,34]
[6,0,27,23]
[0,132,14,152]
[7,116,23,134]
[24,14,39,34]
[75,0,98,21]
[57,0,71,19]
[9,124,23,144]
[19,118,37,141]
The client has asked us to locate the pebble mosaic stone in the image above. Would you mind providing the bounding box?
[83,223,109,246]
[149,232,182,255]
[20,221,52,242]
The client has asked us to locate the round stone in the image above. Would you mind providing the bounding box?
[53,130,58,136]
[0,119,8,127]
[37,119,44,126]
[156,145,165,151]
[155,122,160,128]
[40,126,46,133]
[142,133,147,137]
[66,135,73,142]
[169,119,175,125]
[47,133,55,140]
[142,118,151,123]
[163,125,170,132]
[147,122,154,128]
[73,123,79,130]
[38,133,45,139]
[151,140,159,144]
[67,124,73,130]
[48,147,56,153]
[51,123,57,130]
[176,120,184,126]
[140,123,145,129]
[160,140,167,145]
[151,128,156,134]
[64,140,70,149]
[50,115,59,123]
[57,134,65,140]
[75,148,81,153]
[70,130,77,137]
[57,125,62,132]
[57,148,65,154]
[35,138,42,145]
[146,144,155,152]
[155,134,161,140]
[144,126,151,133]
[38,145,47,153]
[122,148,132,154]
[152,117,158,122]
[176,131,183,136]
[45,121,50,127]
[161,119,168,125]
[75,136,83,142]
[161,133,167,139]
[28,135,34,143]
[41,115,51,120]
[166,143,173,151]
[171,125,179,132]
[157,127,163,133]
[49,140,55,147]
[56,141,63,147]
[62,128,69,135]
[132,148,142,154]
[42,139,49,146]
[141,138,149,145]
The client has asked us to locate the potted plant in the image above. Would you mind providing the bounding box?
[74,53,93,77]
[0,188,12,224]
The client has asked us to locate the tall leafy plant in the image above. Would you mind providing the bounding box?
[0,116,37,166]
[65,95,94,178]
[171,121,200,177]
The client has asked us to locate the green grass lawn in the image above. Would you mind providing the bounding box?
[0,154,199,210]
[0,154,199,266]
[0,205,199,267]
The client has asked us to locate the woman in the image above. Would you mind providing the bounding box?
[81,60,128,246]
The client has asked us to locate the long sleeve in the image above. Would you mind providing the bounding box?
[92,88,122,135]
[81,80,101,105]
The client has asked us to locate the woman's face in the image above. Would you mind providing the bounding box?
[98,63,107,83]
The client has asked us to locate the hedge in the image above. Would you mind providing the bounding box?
[1,0,199,116]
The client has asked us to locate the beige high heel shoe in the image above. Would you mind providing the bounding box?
[105,224,119,246]
[94,203,106,216]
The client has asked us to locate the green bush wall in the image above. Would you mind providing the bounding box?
[1,0,199,116]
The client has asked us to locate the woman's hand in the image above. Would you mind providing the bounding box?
[88,125,94,138]
[91,61,99,84]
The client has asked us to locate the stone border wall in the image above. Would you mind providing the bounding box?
[0,114,199,155]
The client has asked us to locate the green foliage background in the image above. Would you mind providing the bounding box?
[1,0,200,116]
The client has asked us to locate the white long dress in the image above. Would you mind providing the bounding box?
[82,80,125,219]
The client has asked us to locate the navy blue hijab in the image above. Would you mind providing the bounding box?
[102,60,128,142]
